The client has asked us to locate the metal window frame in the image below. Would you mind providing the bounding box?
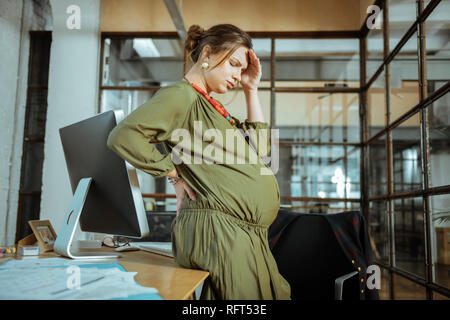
[362,0,450,299]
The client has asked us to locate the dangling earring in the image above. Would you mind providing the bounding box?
[201,61,209,70]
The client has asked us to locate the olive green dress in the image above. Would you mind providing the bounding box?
[107,80,291,300]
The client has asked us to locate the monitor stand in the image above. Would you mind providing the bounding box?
[54,177,120,259]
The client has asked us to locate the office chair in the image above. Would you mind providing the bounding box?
[270,213,361,300]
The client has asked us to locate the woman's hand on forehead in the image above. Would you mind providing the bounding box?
[240,49,261,91]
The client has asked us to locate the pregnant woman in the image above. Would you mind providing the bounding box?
[107,24,291,300]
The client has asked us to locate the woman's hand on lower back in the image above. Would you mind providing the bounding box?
[174,179,197,215]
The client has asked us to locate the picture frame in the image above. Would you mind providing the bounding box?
[28,220,57,252]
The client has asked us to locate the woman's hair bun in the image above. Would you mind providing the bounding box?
[184,24,252,64]
[185,25,205,53]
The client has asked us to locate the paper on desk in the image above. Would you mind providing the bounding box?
[51,268,160,300]
[0,258,160,300]
[0,257,110,269]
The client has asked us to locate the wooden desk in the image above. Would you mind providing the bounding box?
[1,247,209,300]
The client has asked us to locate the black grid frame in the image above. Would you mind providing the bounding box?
[361,0,450,299]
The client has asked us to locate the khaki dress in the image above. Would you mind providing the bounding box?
[107,80,291,300]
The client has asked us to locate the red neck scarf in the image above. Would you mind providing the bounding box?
[184,78,235,125]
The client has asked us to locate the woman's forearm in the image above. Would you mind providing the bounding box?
[244,89,265,122]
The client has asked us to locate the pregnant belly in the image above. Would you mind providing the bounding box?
[182,163,281,225]
[227,166,280,225]
[251,172,281,225]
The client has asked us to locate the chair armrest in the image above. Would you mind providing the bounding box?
[335,271,358,300]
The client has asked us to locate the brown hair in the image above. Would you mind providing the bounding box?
[185,24,253,69]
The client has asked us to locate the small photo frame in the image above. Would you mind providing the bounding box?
[28,220,57,252]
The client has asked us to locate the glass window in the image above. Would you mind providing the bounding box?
[368,135,387,196]
[389,33,420,123]
[392,112,422,193]
[274,80,359,88]
[430,193,450,290]
[100,90,156,115]
[394,274,427,299]
[142,195,177,212]
[389,0,418,51]
[425,0,450,94]
[138,169,174,212]
[102,37,184,87]
[369,200,390,263]
[258,80,272,88]
[367,66,386,139]
[275,39,359,87]
[279,200,359,214]
[276,145,360,200]
[429,91,450,188]
[275,93,360,143]
[252,38,272,58]
[211,88,271,124]
[394,197,425,278]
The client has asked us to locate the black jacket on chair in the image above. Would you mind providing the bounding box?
[269,210,379,300]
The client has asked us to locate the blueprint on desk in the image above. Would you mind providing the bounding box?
[0,257,163,300]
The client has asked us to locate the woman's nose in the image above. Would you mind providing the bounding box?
[233,72,241,83]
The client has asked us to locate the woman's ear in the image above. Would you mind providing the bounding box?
[200,45,212,61]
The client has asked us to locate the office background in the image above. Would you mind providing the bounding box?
[0,0,448,299]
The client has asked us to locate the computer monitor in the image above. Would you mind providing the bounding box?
[54,110,149,259]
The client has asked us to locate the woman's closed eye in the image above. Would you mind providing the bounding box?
[230,60,247,77]
[230,60,239,67]
[233,64,246,74]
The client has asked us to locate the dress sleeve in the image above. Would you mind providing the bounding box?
[107,84,194,178]
[230,115,271,158]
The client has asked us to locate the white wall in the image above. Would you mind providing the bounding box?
[0,0,52,246]
[40,0,101,239]
[0,0,26,246]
